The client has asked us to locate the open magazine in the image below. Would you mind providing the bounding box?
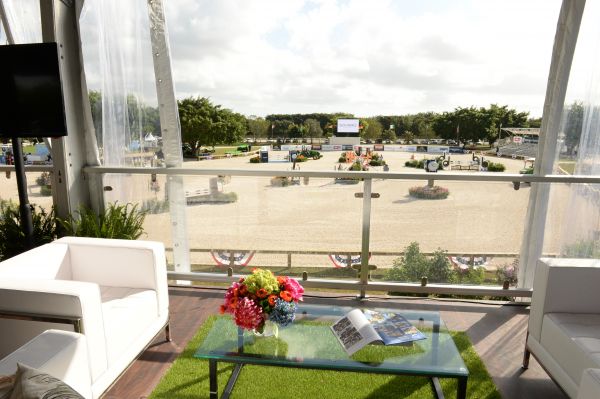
[330,309,426,355]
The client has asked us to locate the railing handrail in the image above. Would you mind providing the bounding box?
[82,165,600,184]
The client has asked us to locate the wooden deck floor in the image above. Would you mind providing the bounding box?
[102,286,566,399]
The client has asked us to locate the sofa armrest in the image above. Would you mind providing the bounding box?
[577,369,600,399]
[529,258,600,341]
[56,237,169,315]
[0,330,93,399]
[0,280,108,381]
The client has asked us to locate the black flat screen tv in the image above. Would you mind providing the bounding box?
[0,42,67,138]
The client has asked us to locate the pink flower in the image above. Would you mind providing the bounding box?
[234,297,265,330]
[283,278,304,301]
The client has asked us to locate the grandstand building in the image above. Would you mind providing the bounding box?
[496,127,540,159]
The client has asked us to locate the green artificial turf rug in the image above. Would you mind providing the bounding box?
[149,316,501,399]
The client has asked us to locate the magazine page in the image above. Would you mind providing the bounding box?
[330,309,381,355]
[363,310,427,345]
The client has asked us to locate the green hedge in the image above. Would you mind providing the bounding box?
[487,162,505,172]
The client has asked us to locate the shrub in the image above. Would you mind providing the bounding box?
[0,201,57,261]
[384,243,454,283]
[295,154,307,162]
[271,176,291,187]
[338,156,347,163]
[563,239,600,258]
[487,162,506,172]
[496,261,519,286]
[58,202,146,240]
[405,160,419,168]
[141,198,169,214]
[36,172,52,187]
[369,159,386,166]
[300,150,322,159]
[40,185,52,196]
[187,191,238,205]
[454,265,486,285]
[249,156,260,163]
[408,185,449,199]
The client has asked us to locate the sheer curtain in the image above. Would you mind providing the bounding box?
[79,0,159,202]
[0,0,41,44]
[546,0,600,257]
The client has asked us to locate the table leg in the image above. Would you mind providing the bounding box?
[430,377,445,399]
[222,364,244,399]
[209,359,218,399]
[457,376,468,399]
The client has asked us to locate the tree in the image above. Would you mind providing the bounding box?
[362,119,382,141]
[247,117,270,142]
[381,129,397,143]
[304,118,323,143]
[403,131,414,144]
[564,101,583,156]
[178,96,247,154]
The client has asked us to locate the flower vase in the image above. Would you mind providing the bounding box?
[254,320,279,338]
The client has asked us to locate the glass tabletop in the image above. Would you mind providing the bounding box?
[195,304,468,378]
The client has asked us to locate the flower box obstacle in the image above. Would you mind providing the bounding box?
[408,185,449,200]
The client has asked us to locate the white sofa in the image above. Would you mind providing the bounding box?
[0,237,170,399]
[0,330,93,399]
[523,258,600,398]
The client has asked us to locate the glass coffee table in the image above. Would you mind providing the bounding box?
[195,304,468,399]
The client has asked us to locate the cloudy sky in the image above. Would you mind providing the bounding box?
[163,0,563,117]
[2,0,591,118]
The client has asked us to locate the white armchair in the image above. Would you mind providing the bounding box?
[523,258,600,398]
[0,237,170,399]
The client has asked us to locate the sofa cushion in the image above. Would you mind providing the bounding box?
[541,313,600,385]
[100,287,158,366]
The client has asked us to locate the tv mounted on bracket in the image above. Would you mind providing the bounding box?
[0,42,67,138]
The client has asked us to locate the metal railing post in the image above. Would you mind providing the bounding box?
[359,178,373,299]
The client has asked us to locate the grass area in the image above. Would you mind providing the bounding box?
[150,316,500,399]
[558,161,576,174]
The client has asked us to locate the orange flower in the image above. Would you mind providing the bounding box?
[268,294,277,306]
[219,305,226,314]
[230,297,238,309]
[256,288,269,299]
[239,285,248,296]
[277,276,288,285]
[280,290,292,302]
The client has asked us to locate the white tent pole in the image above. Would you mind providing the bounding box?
[518,0,586,288]
[146,0,191,278]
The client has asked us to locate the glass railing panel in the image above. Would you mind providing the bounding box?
[369,179,528,287]
[179,174,363,280]
[102,172,173,248]
[544,182,600,259]
[0,171,54,213]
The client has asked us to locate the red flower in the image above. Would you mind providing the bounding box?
[239,285,248,296]
[219,305,226,314]
[256,288,269,299]
[280,290,292,302]
[268,294,277,306]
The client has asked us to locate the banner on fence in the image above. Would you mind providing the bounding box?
[211,251,255,267]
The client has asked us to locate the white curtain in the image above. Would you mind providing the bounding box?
[79,0,160,204]
[0,0,41,44]
[552,0,600,257]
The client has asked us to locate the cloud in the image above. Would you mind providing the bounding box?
[80,0,564,117]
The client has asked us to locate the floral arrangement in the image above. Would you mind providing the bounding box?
[220,268,304,333]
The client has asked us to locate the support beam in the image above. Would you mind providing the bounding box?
[147,0,191,276]
[40,0,94,219]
